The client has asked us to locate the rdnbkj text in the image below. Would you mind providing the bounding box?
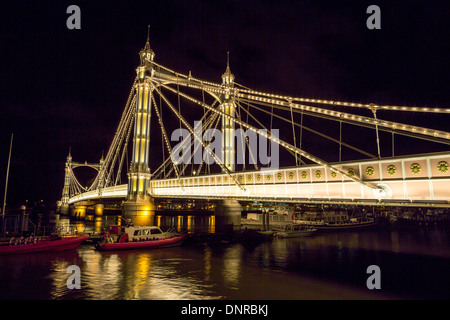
[181,304,268,317]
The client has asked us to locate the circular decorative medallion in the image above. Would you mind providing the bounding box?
[247,175,252,182]
[438,161,449,173]
[330,170,337,178]
[387,165,396,175]
[348,168,356,176]
[238,176,243,183]
[277,173,282,180]
[315,170,322,179]
[266,174,271,181]
[301,171,307,179]
[410,163,421,174]
[366,166,375,176]
[224,177,228,183]
[289,172,294,180]
[217,177,221,183]
[256,174,261,182]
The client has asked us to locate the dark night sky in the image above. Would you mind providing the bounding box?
[0,0,448,207]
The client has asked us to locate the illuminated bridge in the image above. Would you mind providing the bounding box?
[60,29,450,221]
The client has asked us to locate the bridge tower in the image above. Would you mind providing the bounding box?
[215,53,241,232]
[122,28,156,225]
[97,153,105,192]
[220,52,236,172]
[59,151,72,215]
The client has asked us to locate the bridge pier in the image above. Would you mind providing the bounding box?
[122,198,156,226]
[214,199,242,233]
[72,205,87,220]
[59,204,70,216]
[94,204,104,217]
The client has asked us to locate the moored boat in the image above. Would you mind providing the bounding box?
[294,218,378,231]
[95,225,188,251]
[274,224,317,238]
[0,233,89,255]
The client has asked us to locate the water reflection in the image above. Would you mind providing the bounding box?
[52,212,216,236]
[1,214,449,300]
[203,246,212,282]
[72,247,225,300]
[49,259,72,299]
[391,231,400,253]
[222,246,242,289]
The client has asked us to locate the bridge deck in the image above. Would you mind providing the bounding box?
[69,152,450,207]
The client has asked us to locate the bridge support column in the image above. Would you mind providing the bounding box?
[94,204,104,217]
[72,205,86,220]
[214,199,241,233]
[59,204,70,216]
[122,198,156,227]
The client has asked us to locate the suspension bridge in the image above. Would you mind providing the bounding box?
[59,30,450,225]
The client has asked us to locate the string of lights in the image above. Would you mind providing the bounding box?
[159,82,379,190]
[150,98,219,179]
[67,60,448,199]
[150,89,183,185]
[161,75,450,144]
[236,98,376,159]
[152,84,246,191]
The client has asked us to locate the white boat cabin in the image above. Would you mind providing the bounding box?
[125,226,166,241]
[107,225,168,242]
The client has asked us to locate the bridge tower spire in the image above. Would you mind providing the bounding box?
[220,51,236,171]
[217,55,242,231]
[128,27,154,200]
[123,27,156,225]
[97,152,105,191]
[60,150,72,215]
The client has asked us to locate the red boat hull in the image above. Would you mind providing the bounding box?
[0,234,89,255]
[98,233,189,251]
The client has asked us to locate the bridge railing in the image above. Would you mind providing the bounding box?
[68,184,127,204]
[68,152,450,206]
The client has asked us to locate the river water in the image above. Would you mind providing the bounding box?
[0,214,449,300]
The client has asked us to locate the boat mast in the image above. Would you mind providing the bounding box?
[2,133,13,219]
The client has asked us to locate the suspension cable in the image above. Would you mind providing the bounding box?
[371,107,381,159]
[165,76,450,144]
[237,98,376,159]
[161,108,219,179]
[160,82,378,190]
[235,103,246,171]
[289,99,298,166]
[150,92,183,187]
[234,100,306,163]
[196,112,221,176]
[151,100,217,179]
[159,87,166,177]
[105,95,136,187]
[115,97,137,186]
[339,117,342,162]
[151,83,246,191]
[299,111,303,164]
[236,96,450,145]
